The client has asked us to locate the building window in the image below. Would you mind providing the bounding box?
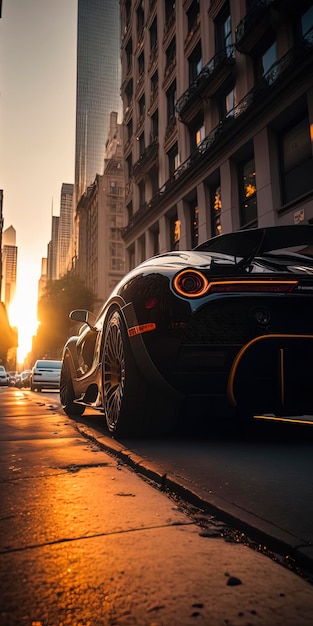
[189,200,199,248]
[138,94,145,117]
[187,0,200,35]
[126,40,132,73]
[126,154,132,179]
[189,42,202,83]
[169,212,179,250]
[111,258,125,271]
[190,113,205,151]
[138,51,144,76]
[128,244,135,270]
[239,157,257,228]
[110,228,122,241]
[255,40,277,82]
[215,5,231,51]
[138,180,145,207]
[165,37,176,74]
[150,17,157,50]
[127,201,133,222]
[166,80,176,121]
[151,110,159,141]
[151,70,158,101]
[138,234,146,262]
[125,0,131,22]
[136,4,144,38]
[225,88,235,116]
[168,142,179,177]
[280,116,313,205]
[150,228,159,255]
[301,6,313,39]
[127,118,133,141]
[262,41,277,78]
[125,79,133,107]
[211,185,222,237]
[138,132,145,156]
[165,0,175,23]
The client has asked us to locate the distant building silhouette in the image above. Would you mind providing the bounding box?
[1,225,17,309]
[38,257,47,302]
[76,111,125,306]
[74,0,122,264]
[58,183,73,278]
[47,216,59,281]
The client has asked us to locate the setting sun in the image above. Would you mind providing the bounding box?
[8,269,39,365]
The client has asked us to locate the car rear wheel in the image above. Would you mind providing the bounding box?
[102,309,178,437]
[60,354,85,416]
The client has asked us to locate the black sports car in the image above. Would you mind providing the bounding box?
[60,225,313,436]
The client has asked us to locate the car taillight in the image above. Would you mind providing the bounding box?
[173,273,298,298]
[173,270,209,297]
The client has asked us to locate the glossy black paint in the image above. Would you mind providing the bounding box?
[61,225,313,435]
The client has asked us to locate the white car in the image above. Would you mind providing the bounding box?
[0,366,8,386]
[30,360,62,392]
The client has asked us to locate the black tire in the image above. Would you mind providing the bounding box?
[102,309,178,437]
[60,354,85,416]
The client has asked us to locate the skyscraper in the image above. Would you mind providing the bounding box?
[1,225,17,308]
[57,183,73,278]
[47,216,59,281]
[74,0,122,208]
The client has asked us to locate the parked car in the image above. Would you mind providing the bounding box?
[30,360,62,392]
[60,225,313,437]
[7,371,18,386]
[16,369,32,388]
[0,366,8,386]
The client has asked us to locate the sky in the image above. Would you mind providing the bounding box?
[0,0,77,361]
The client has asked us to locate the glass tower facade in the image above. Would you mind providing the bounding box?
[58,183,74,278]
[74,0,122,207]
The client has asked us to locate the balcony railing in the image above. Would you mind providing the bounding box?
[235,0,276,53]
[131,139,159,179]
[176,45,236,119]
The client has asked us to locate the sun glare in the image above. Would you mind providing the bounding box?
[8,276,39,365]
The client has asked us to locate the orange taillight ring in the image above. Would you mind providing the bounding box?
[173,270,209,297]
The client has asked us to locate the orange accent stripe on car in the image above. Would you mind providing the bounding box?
[227,333,313,407]
[207,279,298,292]
[279,348,284,406]
[128,323,157,337]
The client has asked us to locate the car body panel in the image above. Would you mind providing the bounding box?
[60,225,313,433]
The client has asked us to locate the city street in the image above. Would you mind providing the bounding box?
[1,387,313,625]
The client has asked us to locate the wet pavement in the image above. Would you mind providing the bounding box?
[1,387,313,625]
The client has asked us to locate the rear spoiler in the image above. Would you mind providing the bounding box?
[194,225,313,265]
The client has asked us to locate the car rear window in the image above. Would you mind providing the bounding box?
[36,361,62,369]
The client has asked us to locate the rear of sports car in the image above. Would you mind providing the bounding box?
[166,272,313,418]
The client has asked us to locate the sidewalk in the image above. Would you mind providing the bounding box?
[1,388,313,626]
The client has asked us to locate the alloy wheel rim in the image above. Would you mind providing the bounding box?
[103,318,125,429]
